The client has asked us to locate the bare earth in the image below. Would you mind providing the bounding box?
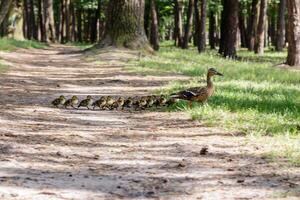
[0,46,299,200]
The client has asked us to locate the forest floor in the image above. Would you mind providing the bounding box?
[0,45,299,200]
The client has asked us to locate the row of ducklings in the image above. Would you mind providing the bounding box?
[52,95,176,110]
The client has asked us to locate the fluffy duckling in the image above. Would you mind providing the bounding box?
[78,95,94,109]
[105,96,115,110]
[64,96,79,109]
[93,96,107,110]
[137,96,147,110]
[123,97,134,109]
[166,98,177,106]
[52,95,66,108]
[155,95,168,107]
[111,97,124,110]
[146,95,155,108]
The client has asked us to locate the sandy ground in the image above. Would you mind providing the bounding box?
[0,45,299,200]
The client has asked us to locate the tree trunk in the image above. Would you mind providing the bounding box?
[239,3,247,48]
[199,0,206,52]
[65,0,70,42]
[255,0,267,55]
[96,0,152,51]
[38,0,46,41]
[174,0,184,47]
[150,0,159,50]
[247,0,259,51]
[209,10,216,49]
[44,0,56,42]
[7,0,24,40]
[219,0,239,58]
[23,0,30,39]
[29,0,37,40]
[76,8,82,42]
[182,0,194,49]
[276,0,286,51]
[286,0,300,66]
[0,0,13,25]
[60,0,65,43]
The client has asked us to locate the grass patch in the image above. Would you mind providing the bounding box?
[0,38,47,51]
[130,41,300,165]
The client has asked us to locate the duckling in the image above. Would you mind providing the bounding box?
[111,97,124,110]
[123,97,134,109]
[52,95,66,108]
[146,95,155,108]
[93,96,107,110]
[64,96,79,109]
[155,95,168,107]
[170,68,223,107]
[78,95,94,109]
[137,96,147,110]
[105,96,115,110]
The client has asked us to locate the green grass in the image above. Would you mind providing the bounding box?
[130,41,300,166]
[0,38,47,51]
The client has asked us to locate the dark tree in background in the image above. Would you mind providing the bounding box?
[0,0,13,25]
[219,0,239,58]
[182,0,194,49]
[195,0,206,53]
[247,0,259,51]
[150,0,159,51]
[174,0,184,47]
[44,0,56,42]
[97,0,152,51]
[276,0,286,51]
[287,0,300,66]
[255,0,268,55]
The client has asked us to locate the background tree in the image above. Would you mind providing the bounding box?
[182,0,194,49]
[219,0,239,58]
[0,0,13,25]
[276,0,286,51]
[287,0,300,66]
[150,0,159,50]
[96,0,152,51]
[255,0,268,55]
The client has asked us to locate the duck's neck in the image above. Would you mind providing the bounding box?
[207,74,213,88]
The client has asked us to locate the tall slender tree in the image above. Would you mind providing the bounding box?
[174,0,184,47]
[287,0,300,66]
[195,0,206,52]
[182,0,194,49]
[255,0,267,55]
[248,0,259,51]
[219,0,239,58]
[276,0,286,51]
[150,0,159,50]
[44,0,56,42]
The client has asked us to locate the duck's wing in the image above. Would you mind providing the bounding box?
[170,86,207,100]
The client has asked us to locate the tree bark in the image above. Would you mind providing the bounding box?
[37,0,46,41]
[199,0,206,52]
[219,0,239,58]
[276,0,286,51]
[76,8,82,42]
[209,10,216,49]
[29,0,37,40]
[247,0,259,51]
[174,0,184,47]
[182,0,194,49]
[7,0,24,40]
[43,0,56,42]
[96,0,152,51]
[150,0,159,50]
[0,0,13,25]
[286,0,300,66]
[239,3,247,48]
[255,0,267,55]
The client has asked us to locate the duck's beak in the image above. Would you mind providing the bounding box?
[216,72,223,76]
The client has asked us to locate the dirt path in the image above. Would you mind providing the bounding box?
[0,46,299,200]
